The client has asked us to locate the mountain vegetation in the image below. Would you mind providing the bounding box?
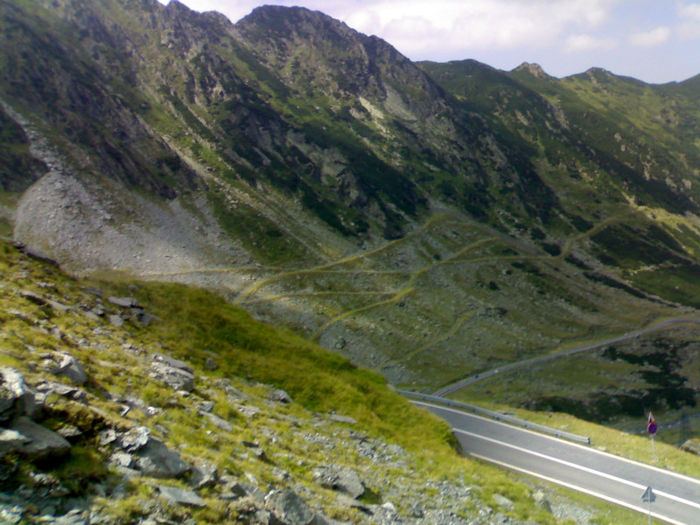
[2,0,700,521]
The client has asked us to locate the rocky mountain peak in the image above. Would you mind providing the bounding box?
[513,62,549,79]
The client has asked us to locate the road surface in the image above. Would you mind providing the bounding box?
[434,318,700,397]
[415,400,700,524]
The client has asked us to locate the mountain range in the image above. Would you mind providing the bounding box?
[3,0,700,444]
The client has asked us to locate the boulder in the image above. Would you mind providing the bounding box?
[269,389,292,404]
[134,437,190,478]
[9,416,71,462]
[150,362,194,392]
[264,488,314,525]
[680,439,700,456]
[313,466,365,499]
[0,429,31,457]
[152,354,193,374]
[108,314,125,327]
[150,354,195,392]
[157,485,205,508]
[107,296,138,308]
[118,426,151,452]
[201,411,233,432]
[493,493,514,511]
[190,462,218,489]
[1,367,41,421]
[53,353,88,385]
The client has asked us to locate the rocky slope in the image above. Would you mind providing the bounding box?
[1,239,627,524]
[2,0,700,423]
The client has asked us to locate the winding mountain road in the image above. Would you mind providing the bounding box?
[434,318,700,397]
[415,400,700,524]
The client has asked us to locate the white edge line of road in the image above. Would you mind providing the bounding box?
[413,400,700,487]
[455,429,700,511]
[469,452,687,525]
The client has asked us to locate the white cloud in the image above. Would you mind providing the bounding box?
[333,0,620,59]
[628,26,671,47]
[564,33,617,52]
[678,2,700,39]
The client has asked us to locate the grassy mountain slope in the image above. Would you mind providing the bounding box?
[1,238,659,524]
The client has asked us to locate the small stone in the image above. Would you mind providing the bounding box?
[119,426,150,452]
[107,296,138,308]
[152,353,193,374]
[269,389,292,404]
[328,414,357,425]
[190,462,218,489]
[201,412,233,432]
[493,493,514,511]
[110,452,134,468]
[157,485,205,507]
[204,358,218,371]
[108,315,124,328]
[198,401,215,413]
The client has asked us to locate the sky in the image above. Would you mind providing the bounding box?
[158,0,700,84]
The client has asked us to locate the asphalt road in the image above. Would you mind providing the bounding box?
[415,401,700,524]
[434,318,700,397]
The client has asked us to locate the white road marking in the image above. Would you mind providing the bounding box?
[456,429,700,512]
[414,400,700,487]
[469,453,687,525]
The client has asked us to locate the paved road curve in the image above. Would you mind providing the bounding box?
[434,318,700,397]
[415,401,700,524]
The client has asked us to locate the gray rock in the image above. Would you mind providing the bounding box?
[157,485,205,507]
[108,296,138,308]
[493,494,514,511]
[119,426,151,452]
[134,437,190,478]
[56,425,83,442]
[53,353,88,385]
[0,429,31,457]
[108,314,124,327]
[0,502,24,524]
[269,389,292,404]
[201,411,233,432]
[9,416,71,461]
[265,488,314,525]
[328,414,357,425]
[190,462,218,489]
[204,358,218,371]
[1,367,41,420]
[313,466,365,499]
[197,401,215,413]
[53,509,89,525]
[150,362,194,392]
[533,490,552,513]
[98,428,118,446]
[152,353,193,374]
[110,452,134,468]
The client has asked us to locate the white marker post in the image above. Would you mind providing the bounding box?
[641,486,655,525]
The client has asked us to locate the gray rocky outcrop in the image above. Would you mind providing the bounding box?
[157,485,206,507]
[1,367,42,421]
[7,417,71,462]
[312,466,365,499]
[52,353,88,385]
[149,354,195,392]
[264,488,315,525]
